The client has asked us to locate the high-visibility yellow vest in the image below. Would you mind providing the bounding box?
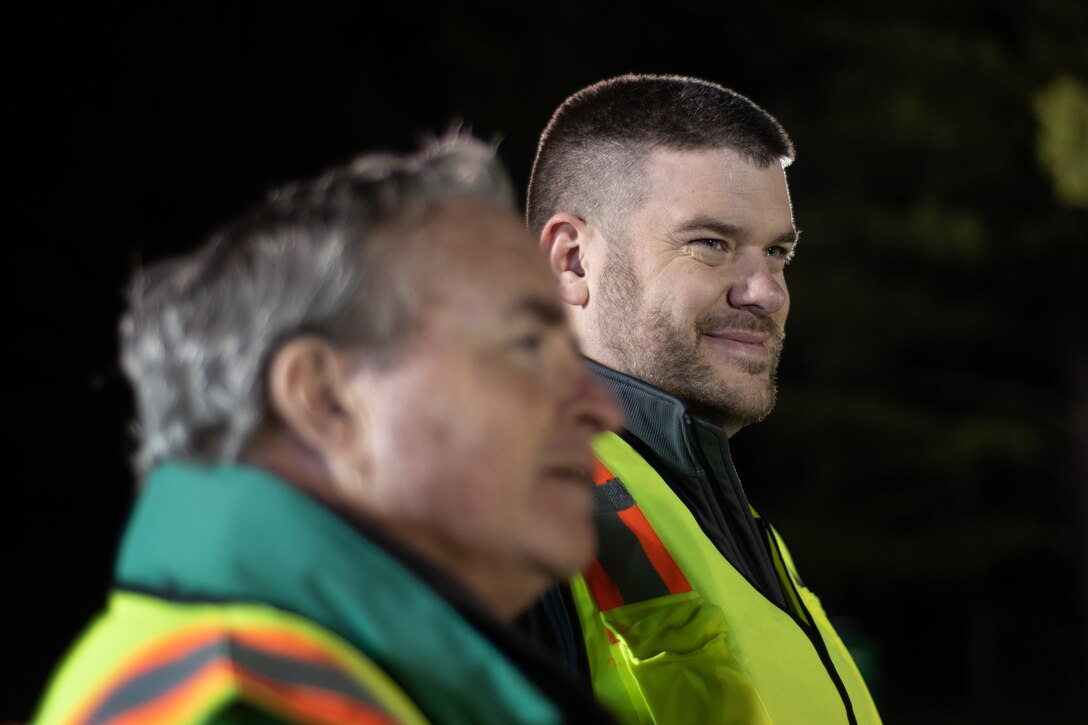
[36,590,429,724]
[571,431,882,725]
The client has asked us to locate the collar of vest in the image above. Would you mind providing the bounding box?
[113,463,565,724]
[586,359,732,479]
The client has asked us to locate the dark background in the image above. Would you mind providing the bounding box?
[7,2,1086,722]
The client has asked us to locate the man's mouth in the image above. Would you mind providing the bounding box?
[542,464,595,488]
[704,330,770,355]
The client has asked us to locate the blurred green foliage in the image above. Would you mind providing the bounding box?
[1035,75,1088,208]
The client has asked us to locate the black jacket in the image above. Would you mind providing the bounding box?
[521,360,788,678]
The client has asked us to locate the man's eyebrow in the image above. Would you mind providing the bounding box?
[774,228,801,247]
[508,297,566,325]
[673,215,800,247]
[672,215,743,239]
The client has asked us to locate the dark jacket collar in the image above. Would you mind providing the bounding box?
[586,360,788,610]
[587,359,728,478]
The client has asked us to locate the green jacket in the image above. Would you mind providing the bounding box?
[36,464,609,724]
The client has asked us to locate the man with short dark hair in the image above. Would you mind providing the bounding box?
[35,136,622,724]
[524,75,881,724]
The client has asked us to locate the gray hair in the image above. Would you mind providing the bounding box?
[121,135,515,475]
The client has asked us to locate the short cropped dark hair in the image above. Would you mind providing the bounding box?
[526,74,795,235]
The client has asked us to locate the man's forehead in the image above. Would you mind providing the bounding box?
[622,148,800,241]
[433,198,527,232]
[641,147,792,214]
[644,145,782,183]
[395,200,529,259]
[401,202,554,309]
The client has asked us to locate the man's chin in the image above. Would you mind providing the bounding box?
[704,350,776,378]
[682,379,778,429]
[529,537,596,581]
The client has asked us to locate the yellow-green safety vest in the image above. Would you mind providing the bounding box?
[36,590,429,724]
[571,431,882,725]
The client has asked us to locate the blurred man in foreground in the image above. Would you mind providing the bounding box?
[523,74,881,724]
[36,136,621,724]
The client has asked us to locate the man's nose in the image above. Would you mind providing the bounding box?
[726,254,787,315]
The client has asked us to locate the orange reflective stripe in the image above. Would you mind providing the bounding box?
[233,628,348,669]
[232,628,400,724]
[587,456,691,610]
[101,661,232,725]
[583,556,626,611]
[95,656,396,725]
[72,624,398,725]
[593,459,615,486]
[236,663,398,725]
[616,505,691,597]
[69,626,222,724]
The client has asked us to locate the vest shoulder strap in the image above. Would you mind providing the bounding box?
[583,455,691,612]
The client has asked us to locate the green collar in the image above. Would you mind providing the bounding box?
[116,463,561,725]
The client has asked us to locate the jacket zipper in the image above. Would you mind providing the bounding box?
[758,516,858,725]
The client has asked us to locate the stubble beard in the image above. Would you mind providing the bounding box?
[595,248,784,431]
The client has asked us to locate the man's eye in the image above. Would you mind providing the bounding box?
[766,245,795,262]
[693,239,725,251]
[513,333,544,352]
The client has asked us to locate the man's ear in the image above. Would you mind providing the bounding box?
[265,336,361,458]
[539,212,592,308]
